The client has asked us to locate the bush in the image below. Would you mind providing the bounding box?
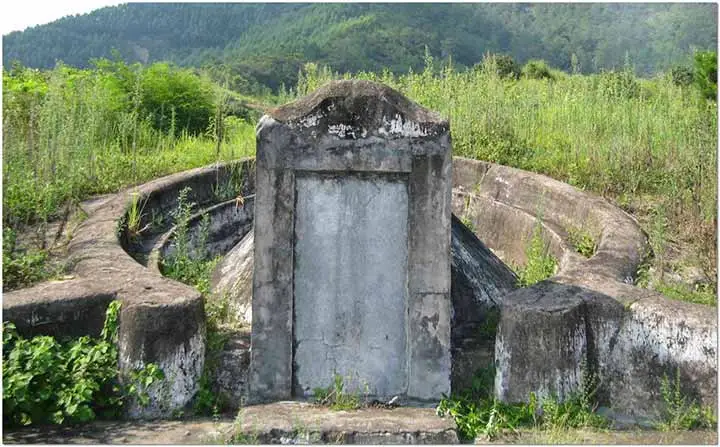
[595,69,640,99]
[478,53,520,79]
[670,65,694,87]
[522,59,555,80]
[693,50,717,100]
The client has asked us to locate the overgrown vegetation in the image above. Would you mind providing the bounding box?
[2,301,163,427]
[436,367,607,441]
[566,226,597,258]
[2,61,255,290]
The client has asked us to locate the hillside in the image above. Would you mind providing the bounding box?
[2,3,717,90]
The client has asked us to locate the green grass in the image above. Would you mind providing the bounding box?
[312,373,366,411]
[566,226,597,258]
[436,367,608,442]
[655,282,717,307]
[515,224,558,287]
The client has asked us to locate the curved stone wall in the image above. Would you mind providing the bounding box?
[3,156,715,422]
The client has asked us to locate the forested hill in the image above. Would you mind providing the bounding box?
[3,3,717,89]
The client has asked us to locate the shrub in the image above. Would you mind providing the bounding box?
[521,59,555,81]
[3,302,164,427]
[693,50,717,99]
[478,53,520,79]
[670,65,694,87]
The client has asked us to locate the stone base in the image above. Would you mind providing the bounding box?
[233,401,458,444]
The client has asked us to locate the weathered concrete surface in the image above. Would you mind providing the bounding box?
[451,159,716,420]
[235,401,458,444]
[209,229,254,325]
[211,213,518,403]
[495,281,621,403]
[211,331,251,407]
[450,214,518,392]
[251,80,452,403]
[293,173,410,398]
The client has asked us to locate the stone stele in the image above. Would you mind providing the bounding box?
[249,80,453,403]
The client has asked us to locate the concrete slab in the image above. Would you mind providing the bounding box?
[234,401,458,444]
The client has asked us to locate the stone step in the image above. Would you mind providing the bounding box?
[231,401,458,444]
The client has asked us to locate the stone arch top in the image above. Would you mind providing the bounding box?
[267,79,448,140]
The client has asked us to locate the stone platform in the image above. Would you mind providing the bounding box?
[3,403,458,445]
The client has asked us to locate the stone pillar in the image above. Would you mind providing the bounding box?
[249,80,452,403]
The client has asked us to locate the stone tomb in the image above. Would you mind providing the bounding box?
[249,80,453,402]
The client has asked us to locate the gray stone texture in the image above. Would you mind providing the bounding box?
[293,173,410,397]
[235,401,458,444]
[250,80,453,403]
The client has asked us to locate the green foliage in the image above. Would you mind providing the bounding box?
[2,63,255,234]
[312,373,365,411]
[566,226,597,258]
[123,192,149,243]
[2,301,163,427]
[596,68,640,99]
[516,224,558,287]
[479,53,520,79]
[522,59,555,80]
[670,65,694,87]
[3,4,717,88]
[657,369,717,431]
[693,50,717,99]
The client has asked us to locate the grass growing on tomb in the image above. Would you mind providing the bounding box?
[436,366,608,441]
[515,223,558,287]
[566,226,597,258]
[312,373,368,411]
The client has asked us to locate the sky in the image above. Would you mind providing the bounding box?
[1,0,125,35]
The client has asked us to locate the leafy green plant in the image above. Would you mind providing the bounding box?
[566,226,597,258]
[657,369,717,431]
[162,187,220,296]
[3,300,164,426]
[516,224,558,287]
[670,65,694,87]
[437,365,607,441]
